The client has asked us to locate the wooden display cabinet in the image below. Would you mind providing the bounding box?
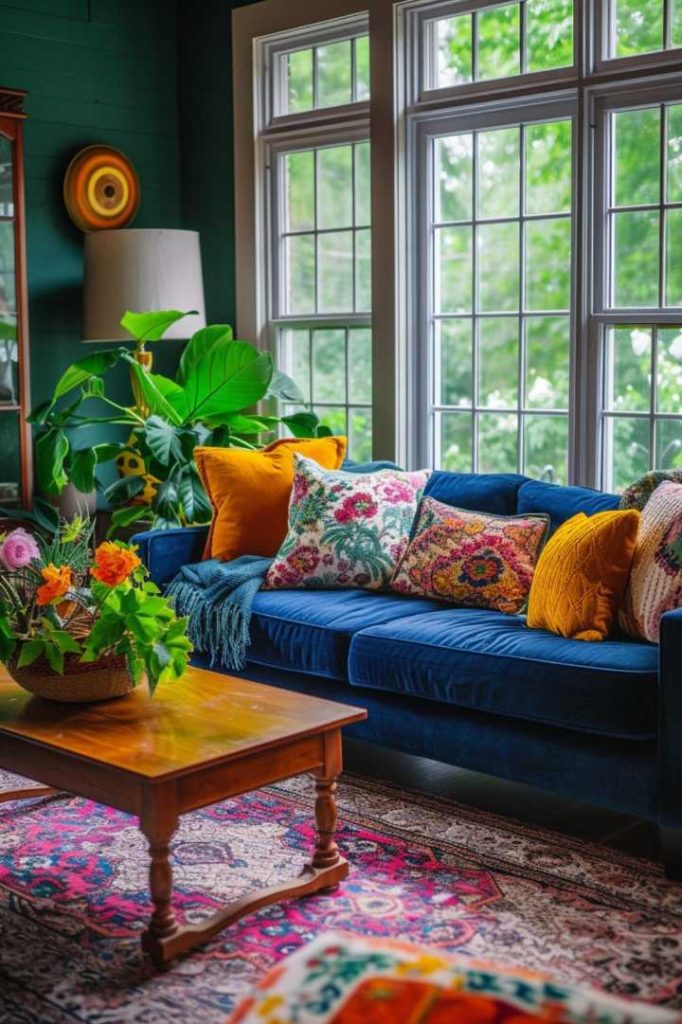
[0,86,31,509]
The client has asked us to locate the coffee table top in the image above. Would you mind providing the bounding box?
[0,665,366,780]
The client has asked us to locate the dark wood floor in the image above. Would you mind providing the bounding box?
[344,738,662,862]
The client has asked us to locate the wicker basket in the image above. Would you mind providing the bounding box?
[7,650,133,703]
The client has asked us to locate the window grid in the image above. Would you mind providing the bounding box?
[280,141,371,318]
[601,323,682,491]
[427,0,575,93]
[607,0,680,60]
[281,34,369,117]
[606,103,682,310]
[430,118,571,481]
[280,325,373,460]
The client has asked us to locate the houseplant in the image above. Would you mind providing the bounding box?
[0,517,192,701]
[29,310,326,535]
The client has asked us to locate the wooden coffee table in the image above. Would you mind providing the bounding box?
[0,664,366,966]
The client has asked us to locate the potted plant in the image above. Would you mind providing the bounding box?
[30,311,326,536]
[0,517,192,702]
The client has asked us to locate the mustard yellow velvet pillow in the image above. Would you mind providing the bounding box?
[526,509,640,641]
[195,436,346,562]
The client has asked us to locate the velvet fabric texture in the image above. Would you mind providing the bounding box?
[210,658,659,822]
[425,471,528,514]
[347,606,657,739]
[247,589,447,679]
[620,481,682,642]
[391,498,548,614]
[195,436,346,562]
[526,510,640,641]
[517,479,620,532]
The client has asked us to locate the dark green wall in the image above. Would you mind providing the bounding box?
[178,0,260,331]
[0,0,184,411]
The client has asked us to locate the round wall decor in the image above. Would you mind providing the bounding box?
[63,145,140,231]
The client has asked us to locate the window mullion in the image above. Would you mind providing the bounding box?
[518,121,526,475]
[472,130,479,473]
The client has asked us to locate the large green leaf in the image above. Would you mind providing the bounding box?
[53,349,122,400]
[282,411,320,438]
[94,442,129,464]
[0,321,16,341]
[144,415,184,466]
[103,474,144,506]
[35,428,70,495]
[204,412,274,433]
[177,325,233,385]
[69,447,97,493]
[120,309,196,343]
[184,341,273,421]
[127,362,183,425]
[152,478,180,523]
[177,466,212,524]
[266,369,305,403]
[106,505,151,539]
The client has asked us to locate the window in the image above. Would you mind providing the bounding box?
[259,18,372,459]
[428,0,574,90]
[236,0,682,489]
[595,89,682,491]
[609,0,682,58]
[428,112,573,480]
[281,35,370,114]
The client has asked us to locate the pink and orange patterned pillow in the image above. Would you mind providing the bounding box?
[265,456,430,591]
[391,497,549,614]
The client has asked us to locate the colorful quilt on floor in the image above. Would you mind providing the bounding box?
[229,933,682,1024]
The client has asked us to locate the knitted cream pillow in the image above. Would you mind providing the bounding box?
[620,481,682,643]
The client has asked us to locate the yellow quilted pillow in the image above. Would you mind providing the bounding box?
[526,510,640,641]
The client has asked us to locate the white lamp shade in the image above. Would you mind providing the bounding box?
[83,228,207,342]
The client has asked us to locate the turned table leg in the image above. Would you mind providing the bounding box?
[312,775,341,869]
[140,798,179,966]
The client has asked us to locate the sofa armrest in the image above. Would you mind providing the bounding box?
[658,607,682,826]
[131,526,209,589]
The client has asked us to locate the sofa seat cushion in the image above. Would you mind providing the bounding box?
[348,607,658,739]
[247,589,448,680]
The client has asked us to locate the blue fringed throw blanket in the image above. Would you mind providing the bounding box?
[167,555,273,670]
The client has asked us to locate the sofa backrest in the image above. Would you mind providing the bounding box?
[517,479,620,532]
[424,472,529,514]
[421,471,620,533]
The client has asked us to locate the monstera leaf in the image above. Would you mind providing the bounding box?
[177,325,233,385]
[183,340,273,421]
[120,309,196,344]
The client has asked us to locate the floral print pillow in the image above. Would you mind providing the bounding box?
[264,456,430,591]
[391,497,549,614]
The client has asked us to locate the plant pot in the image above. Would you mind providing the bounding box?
[6,651,133,703]
[54,483,97,520]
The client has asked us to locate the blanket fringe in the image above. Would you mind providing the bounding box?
[168,578,251,671]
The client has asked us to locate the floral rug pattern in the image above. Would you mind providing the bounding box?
[0,769,681,1023]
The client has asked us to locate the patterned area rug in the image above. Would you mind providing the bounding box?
[0,768,681,1023]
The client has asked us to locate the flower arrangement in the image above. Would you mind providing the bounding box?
[0,517,191,697]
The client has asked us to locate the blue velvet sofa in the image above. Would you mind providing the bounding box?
[133,472,682,877]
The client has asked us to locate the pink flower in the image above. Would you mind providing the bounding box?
[0,528,40,571]
[334,492,378,523]
[292,473,309,502]
[379,479,414,504]
[287,545,320,575]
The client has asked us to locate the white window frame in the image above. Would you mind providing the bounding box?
[255,13,374,454]
[411,94,578,475]
[589,78,682,490]
[403,0,578,108]
[233,0,682,485]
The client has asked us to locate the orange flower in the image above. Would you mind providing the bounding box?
[35,563,73,606]
[91,542,141,588]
